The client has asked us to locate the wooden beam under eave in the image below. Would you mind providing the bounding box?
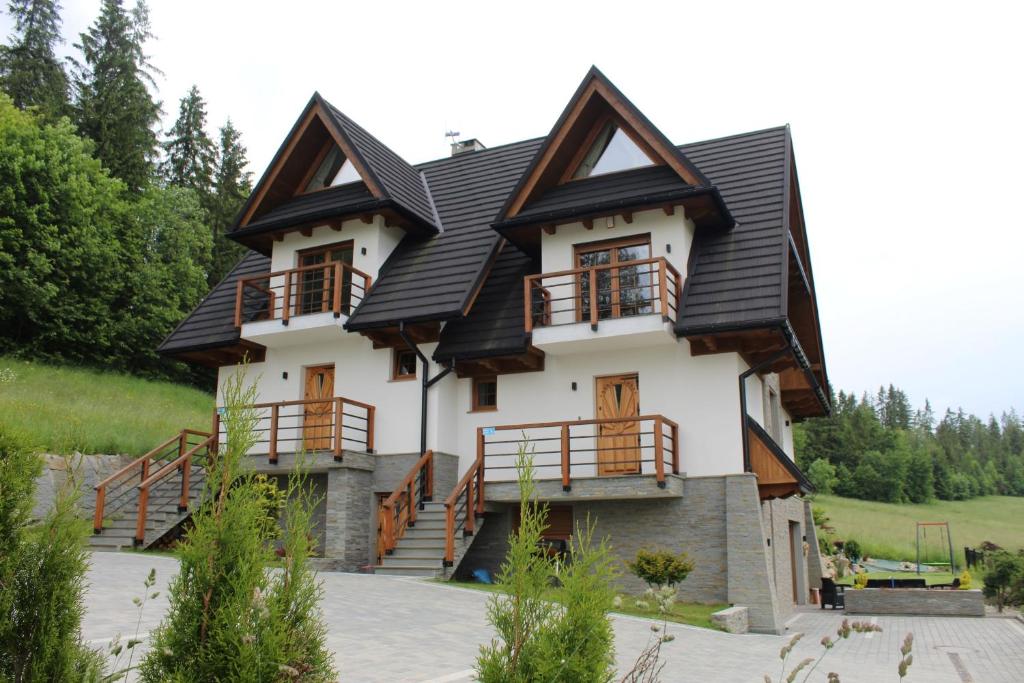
[621,211,633,224]
[542,225,556,235]
[273,233,285,242]
[582,218,594,230]
[360,214,374,224]
[662,205,675,216]
[299,227,313,237]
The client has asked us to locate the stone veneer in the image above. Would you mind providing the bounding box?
[460,473,797,633]
[845,588,985,617]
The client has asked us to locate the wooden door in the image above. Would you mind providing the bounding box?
[595,374,640,475]
[303,365,335,451]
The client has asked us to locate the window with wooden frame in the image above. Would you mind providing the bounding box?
[295,241,355,316]
[573,234,654,321]
[299,142,361,194]
[392,348,417,381]
[562,114,656,182]
[471,376,497,412]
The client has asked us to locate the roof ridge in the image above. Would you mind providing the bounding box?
[678,125,789,149]
[414,136,546,170]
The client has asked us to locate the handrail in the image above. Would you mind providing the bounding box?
[234,261,373,327]
[214,396,376,464]
[443,449,485,566]
[134,434,215,545]
[477,415,679,491]
[376,450,434,561]
[524,256,682,333]
[92,429,210,534]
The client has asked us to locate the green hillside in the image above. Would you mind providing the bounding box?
[0,357,213,456]
[814,494,1024,565]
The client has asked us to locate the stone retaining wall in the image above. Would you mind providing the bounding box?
[845,588,986,617]
[34,453,136,518]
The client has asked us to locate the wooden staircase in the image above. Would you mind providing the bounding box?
[88,430,213,551]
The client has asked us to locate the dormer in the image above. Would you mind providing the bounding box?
[230,94,439,255]
[493,66,733,255]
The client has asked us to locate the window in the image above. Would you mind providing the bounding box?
[574,235,654,320]
[392,348,417,380]
[296,241,354,315]
[304,145,361,192]
[572,120,654,179]
[472,376,497,411]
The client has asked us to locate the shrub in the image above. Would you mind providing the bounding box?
[843,539,862,564]
[0,429,106,680]
[958,569,972,590]
[476,444,618,682]
[627,548,695,589]
[982,551,1024,612]
[853,572,869,590]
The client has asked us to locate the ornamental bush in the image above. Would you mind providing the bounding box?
[627,548,695,589]
[843,539,863,564]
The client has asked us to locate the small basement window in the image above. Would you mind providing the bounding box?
[472,376,497,412]
[392,349,417,381]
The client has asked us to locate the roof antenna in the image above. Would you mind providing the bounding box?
[445,129,461,145]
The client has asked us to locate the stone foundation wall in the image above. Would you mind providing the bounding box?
[845,588,985,617]
[761,495,811,623]
[34,453,135,519]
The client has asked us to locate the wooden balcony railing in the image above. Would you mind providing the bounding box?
[213,396,376,464]
[443,455,484,566]
[234,261,372,327]
[377,450,434,562]
[523,256,682,333]
[478,415,679,489]
[93,429,211,535]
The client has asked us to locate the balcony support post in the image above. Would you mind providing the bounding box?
[589,268,598,330]
[269,404,279,465]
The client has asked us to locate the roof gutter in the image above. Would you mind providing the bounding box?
[398,321,453,460]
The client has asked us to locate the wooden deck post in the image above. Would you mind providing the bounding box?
[234,279,245,327]
[659,259,669,321]
[523,277,533,334]
[366,404,375,453]
[653,416,666,487]
[589,269,598,330]
[475,428,485,516]
[135,486,149,546]
[333,398,343,461]
[561,424,571,491]
[93,487,105,534]
[281,272,291,325]
[465,476,475,535]
[211,409,220,458]
[177,432,189,512]
[269,404,279,464]
[671,422,680,475]
[332,262,343,317]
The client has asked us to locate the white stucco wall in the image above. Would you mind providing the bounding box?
[270,214,404,279]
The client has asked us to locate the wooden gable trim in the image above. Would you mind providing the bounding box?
[504,71,706,219]
[238,101,385,229]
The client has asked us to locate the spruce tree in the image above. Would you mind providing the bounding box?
[0,0,69,119]
[208,118,253,285]
[161,84,215,194]
[71,0,160,191]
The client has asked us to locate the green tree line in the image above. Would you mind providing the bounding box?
[0,0,252,385]
[796,385,1024,503]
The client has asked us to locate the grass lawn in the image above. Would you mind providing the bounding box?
[441,580,726,630]
[0,356,212,456]
[814,494,1024,566]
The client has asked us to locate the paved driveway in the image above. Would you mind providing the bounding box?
[84,553,1024,682]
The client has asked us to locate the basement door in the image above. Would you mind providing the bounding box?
[595,374,640,475]
[303,365,335,451]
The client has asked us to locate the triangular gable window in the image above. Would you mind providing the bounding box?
[304,145,362,192]
[572,121,655,179]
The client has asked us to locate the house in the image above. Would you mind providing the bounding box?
[108,67,830,634]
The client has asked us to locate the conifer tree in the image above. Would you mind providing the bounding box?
[71,0,161,191]
[161,84,215,194]
[208,118,253,285]
[0,0,69,119]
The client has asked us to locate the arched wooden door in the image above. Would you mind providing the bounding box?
[595,374,640,475]
[303,365,335,451]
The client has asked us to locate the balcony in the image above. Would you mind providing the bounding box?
[477,414,682,502]
[213,396,376,464]
[234,262,372,347]
[523,257,681,354]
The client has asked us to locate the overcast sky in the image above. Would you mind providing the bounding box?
[5,1,1021,419]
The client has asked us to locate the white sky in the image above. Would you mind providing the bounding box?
[5,1,1022,418]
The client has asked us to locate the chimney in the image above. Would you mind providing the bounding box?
[450,138,486,156]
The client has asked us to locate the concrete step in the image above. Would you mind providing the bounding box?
[389,546,444,559]
[396,537,448,549]
[380,555,444,568]
[374,565,442,578]
[406,519,446,531]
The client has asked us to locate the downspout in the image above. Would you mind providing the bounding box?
[398,322,453,459]
[738,343,793,472]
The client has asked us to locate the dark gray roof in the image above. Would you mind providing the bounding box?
[433,243,536,361]
[504,165,695,225]
[239,181,375,234]
[158,251,270,354]
[164,125,797,359]
[676,126,789,334]
[345,139,543,330]
[322,101,437,228]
